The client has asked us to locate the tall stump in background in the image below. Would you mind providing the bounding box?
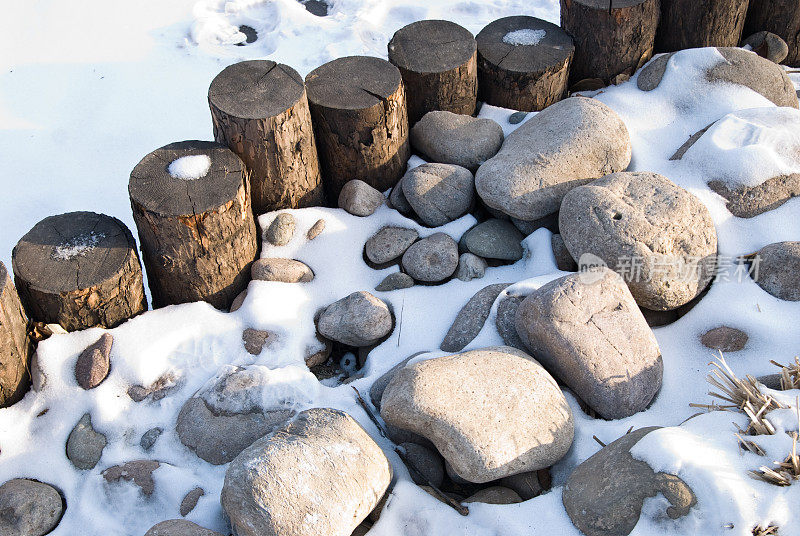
[656,0,749,52]
[476,16,575,111]
[561,0,660,85]
[129,141,258,310]
[744,0,800,66]
[388,19,478,125]
[209,60,324,216]
[12,211,147,331]
[305,56,410,201]
[0,262,33,408]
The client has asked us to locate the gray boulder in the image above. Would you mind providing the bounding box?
[461,219,524,261]
[752,241,800,301]
[563,427,696,536]
[455,252,487,281]
[252,258,314,283]
[176,366,295,465]
[399,442,444,487]
[264,213,296,246]
[375,272,415,292]
[381,346,574,483]
[75,332,112,390]
[475,97,631,221]
[410,111,504,171]
[66,412,107,470]
[317,291,393,346]
[365,227,419,264]
[0,479,63,536]
[145,520,224,536]
[440,283,510,352]
[638,48,798,108]
[743,31,789,63]
[401,233,459,282]
[389,177,413,215]
[221,408,392,536]
[401,163,474,226]
[339,180,384,217]
[700,326,748,352]
[559,171,717,311]
[515,268,662,419]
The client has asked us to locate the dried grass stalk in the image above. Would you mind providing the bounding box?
[770,357,800,391]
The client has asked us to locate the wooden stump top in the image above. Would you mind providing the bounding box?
[572,0,648,7]
[208,60,305,119]
[388,19,476,74]
[305,56,403,111]
[477,16,574,74]
[129,140,245,217]
[13,212,137,294]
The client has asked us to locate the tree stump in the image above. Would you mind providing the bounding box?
[12,212,147,331]
[388,19,478,125]
[561,0,660,86]
[656,0,749,52]
[209,60,324,216]
[744,0,800,66]
[305,56,410,201]
[0,262,33,408]
[476,16,575,112]
[129,140,259,310]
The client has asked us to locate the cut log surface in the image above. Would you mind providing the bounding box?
[388,19,478,124]
[12,212,147,331]
[209,60,324,215]
[476,16,575,111]
[657,0,749,52]
[305,56,410,201]
[129,140,258,310]
[0,262,33,408]
[561,0,660,85]
[744,0,800,66]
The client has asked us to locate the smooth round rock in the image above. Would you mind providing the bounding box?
[559,171,718,311]
[462,219,524,261]
[401,163,474,227]
[381,346,574,483]
[743,31,790,63]
[401,233,459,282]
[410,111,504,171]
[145,520,224,536]
[307,218,326,240]
[265,213,296,246]
[700,326,748,352]
[74,332,112,390]
[455,252,487,281]
[251,258,314,283]
[317,291,393,346]
[66,413,107,470]
[338,179,385,217]
[752,241,800,301]
[0,479,63,536]
[375,272,415,292]
[399,442,445,487]
[365,227,419,264]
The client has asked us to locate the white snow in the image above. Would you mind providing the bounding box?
[3,3,800,536]
[502,28,546,46]
[167,154,212,180]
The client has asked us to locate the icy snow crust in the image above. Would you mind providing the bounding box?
[2,5,800,536]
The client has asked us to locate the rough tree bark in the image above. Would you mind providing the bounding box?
[209,60,325,216]
[744,0,800,66]
[561,0,660,85]
[129,140,258,310]
[656,0,749,52]
[305,56,411,201]
[12,211,147,331]
[388,19,478,125]
[476,16,575,111]
[0,262,33,408]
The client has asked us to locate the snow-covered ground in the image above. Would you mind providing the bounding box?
[3,2,800,536]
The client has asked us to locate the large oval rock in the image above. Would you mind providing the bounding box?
[671,107,800,218]
[401,163,474,227]
[401,233,459,282]
[410,111,504,171]
[563,427,696,536]
[638,48,798,109]
[380,346,574,483]
[177,365,299,465]
[145,520,224,536]
[559,171,717,311]
[0,479,63,536]
[461,219,524,261]
[475,97,631,221]
[221,407,392,536]
[752,241,800,301]
[317,291,393,346]
[515,269,662,419]
[251,258,314,283]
